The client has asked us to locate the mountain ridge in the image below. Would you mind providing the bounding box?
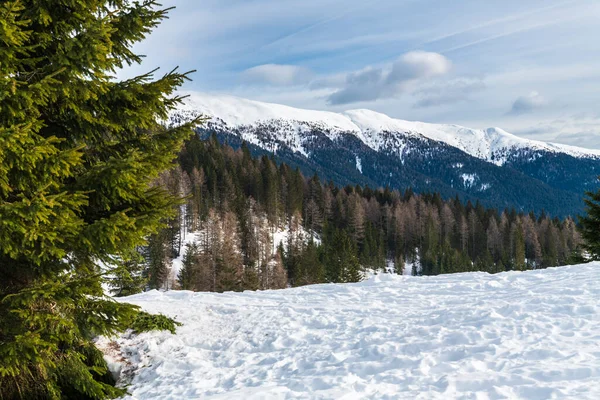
[173,92,600,166]
[170,93,600,217]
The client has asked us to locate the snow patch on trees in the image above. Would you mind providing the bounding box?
[356,156,363,173]
[461,173,477,188]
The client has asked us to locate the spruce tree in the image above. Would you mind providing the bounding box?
[295,240,325,286]
[178,242,200,291]
[580,187,600,260]
[145,228,173,290]
[107,249,148,297]
[0,1,196,398]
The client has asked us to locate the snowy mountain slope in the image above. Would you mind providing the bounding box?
[172,93,600,165]
[104,263,600,399]
[171,93,600,217]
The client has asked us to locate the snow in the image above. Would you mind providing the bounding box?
[177,92,358,133]
[173,93,600,165]
[271,224,320,254]
[403,252,421,276]
[403,261,414,276]
[169,230,203,288]
[461,173,477,188]
[106,262,600,399]
[355,156,363,173]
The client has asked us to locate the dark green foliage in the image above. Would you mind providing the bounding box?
[323,228,363,283]
[178,242,200,290]
[130,311,182,335]
[145,229,173,290]
[360,222,386,271]
[580,186,600,260]
[0,1,196,398]
[295,240,325,286]
[107,250,148,297]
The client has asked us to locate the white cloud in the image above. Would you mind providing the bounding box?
[326,51,452,105]
[388,51,452,81]
[508,91,547,115]
[242,64,313,86]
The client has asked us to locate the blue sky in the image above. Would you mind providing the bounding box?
[122,0,600,148]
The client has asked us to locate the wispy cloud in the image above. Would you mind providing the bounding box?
[440,20,561,54]
[423,0,577,48]
[258,0,381,51]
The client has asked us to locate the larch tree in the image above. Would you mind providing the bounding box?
[189,167,205,231]
[0,1,197,398]
[347,193,366,245]
[512,223,527,271]
[486,216,503,262]
[216,211,243,292]
[204,209,221,292]
[269,251,289,290]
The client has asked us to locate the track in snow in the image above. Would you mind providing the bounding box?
[109,263,600,399]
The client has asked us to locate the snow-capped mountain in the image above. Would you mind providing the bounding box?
[172,93,600,166]
[171,93,600,217]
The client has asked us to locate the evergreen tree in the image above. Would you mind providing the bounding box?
[178,242,201,291]
[145,228,173,290]
[580,187,600,260]
[324,229,362,283]
[0,1,196,398]
[295,240,325,286]
[107,249,147,297]
[394,253,405,275]
[243,263,260,291]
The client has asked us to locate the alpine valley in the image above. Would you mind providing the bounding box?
[169,93,600,217]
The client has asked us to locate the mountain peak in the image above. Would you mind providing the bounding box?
[173,92,600,165]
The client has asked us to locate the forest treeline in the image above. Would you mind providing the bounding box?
[117,135,583,295]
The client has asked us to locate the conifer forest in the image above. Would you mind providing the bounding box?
[128,135,584,296]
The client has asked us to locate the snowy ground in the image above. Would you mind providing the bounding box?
[108,263,600,399]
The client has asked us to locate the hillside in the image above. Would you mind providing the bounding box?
[169,93,600,217]
[102,263,600,399]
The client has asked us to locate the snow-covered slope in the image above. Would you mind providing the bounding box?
[172,93,600,165]
[105,263,600,399]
